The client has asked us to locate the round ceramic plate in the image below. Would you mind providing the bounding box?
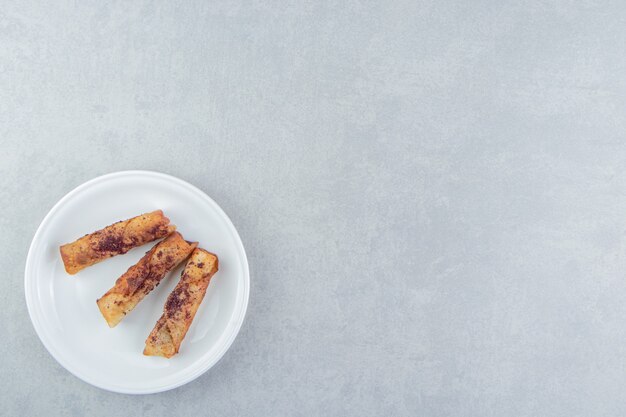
[24,171,249,394]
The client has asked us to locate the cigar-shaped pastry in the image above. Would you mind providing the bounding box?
[144,249,219,358]
[97,232,197,327]
[60,210,175,275]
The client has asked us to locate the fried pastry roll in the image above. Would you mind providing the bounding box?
[60,210,175,275]
[144,248,219,358]
[97,232,197,327]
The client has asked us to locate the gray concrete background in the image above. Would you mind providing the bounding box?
[2,1,626,416]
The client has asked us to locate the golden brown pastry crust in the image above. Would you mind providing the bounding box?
[144,248,219,358]
[96,232,197,328]
[59,210,176,275]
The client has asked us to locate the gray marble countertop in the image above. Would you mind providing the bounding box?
[2,1,626,416]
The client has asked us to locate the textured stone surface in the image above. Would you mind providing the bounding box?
[2,1,626,415]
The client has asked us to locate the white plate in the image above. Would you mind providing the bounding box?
[24,171,250,394]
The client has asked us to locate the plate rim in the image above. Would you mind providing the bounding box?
[24,170,250,394]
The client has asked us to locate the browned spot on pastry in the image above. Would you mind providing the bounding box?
[76,252,89,265]
[165,286,190,315]
[95,234,125,253]
[126,276,140,292]
[157,251,163,259]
